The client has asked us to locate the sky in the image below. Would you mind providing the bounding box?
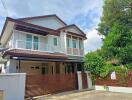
[0,0,104,53]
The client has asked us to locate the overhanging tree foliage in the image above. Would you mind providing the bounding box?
[98,0,132,35]
[84,0,132,80]
[98,0,132,64]
[102,22,132,64]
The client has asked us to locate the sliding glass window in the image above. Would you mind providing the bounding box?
[72,39,77,48]
[26,34,32,49]
[33,36,39,50]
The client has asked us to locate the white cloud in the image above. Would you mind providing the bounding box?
[0,0,103,21]
[84,29,103,53]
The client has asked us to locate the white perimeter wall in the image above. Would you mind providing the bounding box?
[0,73,26,100]
[95,85,132,93]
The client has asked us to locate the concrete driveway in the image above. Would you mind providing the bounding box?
[35,90,132,100]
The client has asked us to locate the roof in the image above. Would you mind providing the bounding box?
[0,15,87,41]
[0,17,60,40]
[17,14,67,26]
[67,31,87,39]
[3,49,68,59]
[58,24,86,36]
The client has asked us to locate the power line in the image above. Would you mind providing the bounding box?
[0,0,8,16]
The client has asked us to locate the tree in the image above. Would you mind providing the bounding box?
[84,51,105,76]
[101,22,132,64]
[98,0,132,35]
[98,0,132,64]
[84,51,112,78]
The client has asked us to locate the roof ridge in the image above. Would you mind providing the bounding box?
[16,14,56,20]
[16,14,67,25]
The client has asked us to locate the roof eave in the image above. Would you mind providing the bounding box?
[0,17,61,41]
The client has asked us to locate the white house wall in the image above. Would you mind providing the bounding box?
[6,59,17,73]
[13,30,26,48]
[47,34,62,53]
[25,17,66,29]
[60,31,67,53]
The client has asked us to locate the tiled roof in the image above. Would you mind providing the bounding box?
[4,49,68,59]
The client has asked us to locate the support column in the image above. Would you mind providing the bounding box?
[74,63,77,73]
[77,71,83,90]
[18,60,21,73]
[85,71,93,89]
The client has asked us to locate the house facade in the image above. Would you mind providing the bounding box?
[0,15,87,75]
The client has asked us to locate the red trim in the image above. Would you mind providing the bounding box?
[17,14,67,26]
[67,31,87,39]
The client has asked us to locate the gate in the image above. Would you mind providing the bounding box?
[82,72,88,89]
[25,73,78,97]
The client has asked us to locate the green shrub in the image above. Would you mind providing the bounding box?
[84,51,105,76]
[84,51,114,83]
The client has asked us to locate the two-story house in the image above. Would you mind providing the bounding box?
[0,14,87,97]
[0,14,86,75]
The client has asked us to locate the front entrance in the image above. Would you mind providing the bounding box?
[16,60,87,98]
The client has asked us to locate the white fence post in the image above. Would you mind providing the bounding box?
[85,71,93,89]
[77,71,83,90]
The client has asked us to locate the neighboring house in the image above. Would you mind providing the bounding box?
[0,14,87,74]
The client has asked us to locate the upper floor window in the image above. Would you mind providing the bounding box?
[26,34,32,49]
[79,40,83,49]
[33,36,39,50]
[72,39,77,48]
[53,37,57,46]
[67,38,71,48]
[26,34,39,50]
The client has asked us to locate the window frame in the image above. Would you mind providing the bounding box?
[72,39,77,48]
[66,38,71,48]
[53,37,58,46]
[79,40,83,49]
[33,36,39,50]
[26,34,32,49]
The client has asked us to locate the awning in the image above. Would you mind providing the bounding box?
[3,49,67,59]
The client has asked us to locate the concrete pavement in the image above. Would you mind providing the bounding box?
[35,90,132,100]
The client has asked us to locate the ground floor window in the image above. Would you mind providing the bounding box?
[42,63,49,74]
[65,63,74,74]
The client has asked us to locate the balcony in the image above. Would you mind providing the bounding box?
[13,40,61,53]
[67,48,84,56]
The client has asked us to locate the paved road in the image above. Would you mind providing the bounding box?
[35,90,132,100]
